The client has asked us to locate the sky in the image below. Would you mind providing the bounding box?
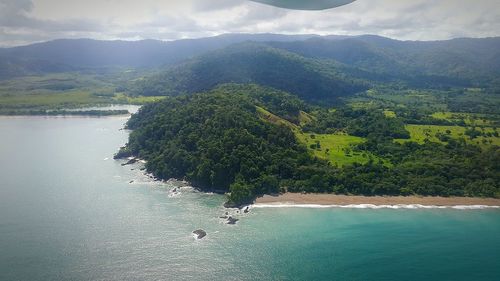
[0,0,499,47]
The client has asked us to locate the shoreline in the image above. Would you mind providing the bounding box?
[254,194,500,209]
[0,114,131,119]
[0,105,140,118]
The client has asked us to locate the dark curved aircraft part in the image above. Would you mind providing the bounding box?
[250,0,356,10]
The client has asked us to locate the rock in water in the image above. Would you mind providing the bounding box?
[121,158,138,166]
[226,217,239,225]
[193,229,207,239]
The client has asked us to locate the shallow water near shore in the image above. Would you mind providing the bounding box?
[1,115,499,281]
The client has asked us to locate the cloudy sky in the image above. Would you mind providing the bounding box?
[1,0,499,46]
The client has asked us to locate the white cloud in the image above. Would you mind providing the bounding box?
[0,0,499,47]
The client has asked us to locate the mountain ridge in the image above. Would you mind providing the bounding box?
[128,42,368,103]
[1,33,499,89]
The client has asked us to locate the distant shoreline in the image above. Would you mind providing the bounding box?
[0,114,131,119]
[255,194,500,208]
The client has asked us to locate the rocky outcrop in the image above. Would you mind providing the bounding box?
[193,229,207,239]
[226,217,239,225]
[121,158,138,166]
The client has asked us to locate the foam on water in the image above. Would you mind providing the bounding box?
[168,191,181,198]
[252,203,500,210]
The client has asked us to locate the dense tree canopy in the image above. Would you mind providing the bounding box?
[128,43,368,104]
[119,85,331,206]
[303,108,410,139]
[118,84,500,206]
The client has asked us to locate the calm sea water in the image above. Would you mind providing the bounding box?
[1,114,499,281]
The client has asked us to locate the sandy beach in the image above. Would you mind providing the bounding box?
[255,193,500,207]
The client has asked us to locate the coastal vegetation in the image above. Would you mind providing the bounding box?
[117,85,330,206]
[2,35,499,206]
[0,109,129,116]
[0,72,163,115]
[117,84,500,206]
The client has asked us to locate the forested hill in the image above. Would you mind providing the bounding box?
[127,36,500,100]
[117,84,326,206]
[0,34,317,79]
[117,84,500,206]
[1,34,499,87]
[267,36,500,87]
[128,43,367,103]
[0,56,75,80]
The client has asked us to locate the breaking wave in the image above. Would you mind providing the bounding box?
[252,203,500,210]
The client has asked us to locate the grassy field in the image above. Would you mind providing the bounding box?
[431,111,499,127]
[360,88,449,112]
[112,93,166,105]
[298,110,315,126]
[256,106,387,166]
[383,110,396,118]
[396,124,500,148]
[295,132,391,167]
[347,87,500,117]
[256,106,298,129]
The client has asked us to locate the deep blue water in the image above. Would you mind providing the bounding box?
[0,115,499,281]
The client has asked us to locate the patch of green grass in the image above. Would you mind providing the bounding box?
[295,132,389,167]
[467,88,482,93]
[112,93,166,104]
[396,124,500,148]
[431,111,498,126]
[383,110,396,118]
[257,106,390,167]
[348,100,379,110]
[298,110,315,126]
[347,88,470,114]
[431,112,453,120]
[256,106,298,129]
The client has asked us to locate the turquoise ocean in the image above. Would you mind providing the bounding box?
[0,112,499,281]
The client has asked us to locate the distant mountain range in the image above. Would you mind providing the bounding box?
[267,36,500,85]
[1,33,499,95]
[0,34,319,74]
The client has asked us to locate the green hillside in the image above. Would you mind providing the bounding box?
[129,43,368,104]
[118,84,500,206]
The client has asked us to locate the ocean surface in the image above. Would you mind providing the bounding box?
[1,113,499,281]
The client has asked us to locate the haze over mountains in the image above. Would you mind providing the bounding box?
[0,34,319,73]
[1,33,499,98]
